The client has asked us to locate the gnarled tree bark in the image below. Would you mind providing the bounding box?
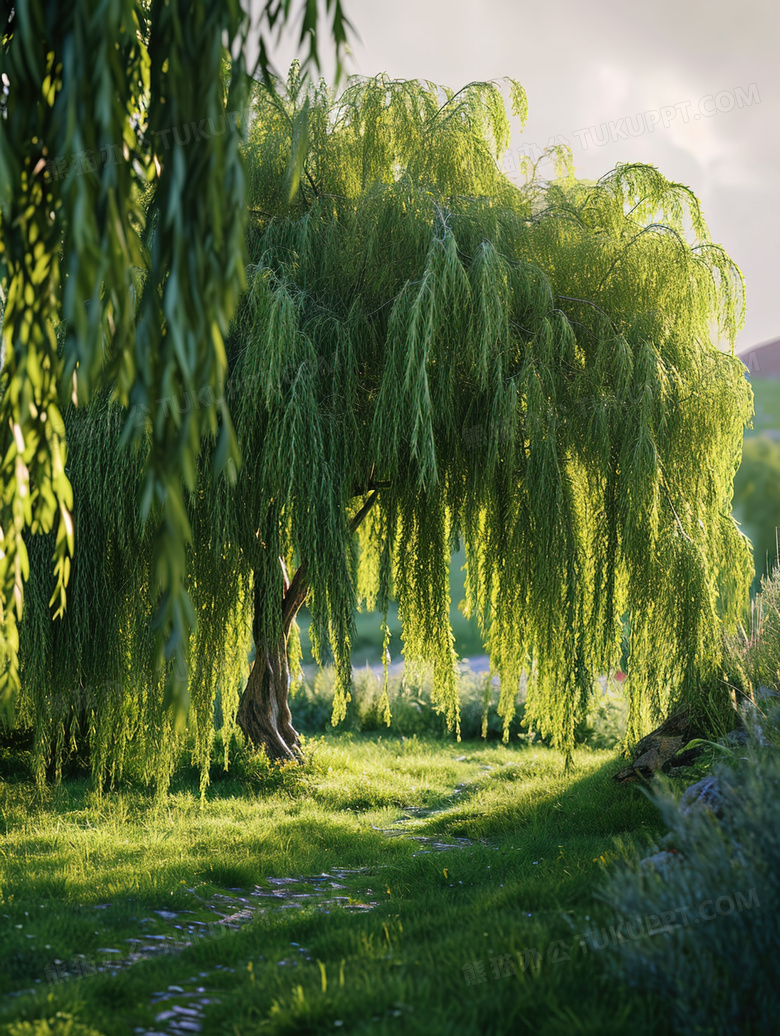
[236,560,308,761]
[235,636,303,761]
[236,488,382,761]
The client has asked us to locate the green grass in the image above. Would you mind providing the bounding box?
[0,734,670,1035]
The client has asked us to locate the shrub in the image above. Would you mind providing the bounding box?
[596,567,780,1035]
[3,1014,105,1036]
[575,680,629,750]
[289,664,528,740]
[729,563,780,697]
[288,662,630,747]
[598,743,780,1035]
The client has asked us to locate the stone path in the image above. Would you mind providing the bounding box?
[15,784,494,1034]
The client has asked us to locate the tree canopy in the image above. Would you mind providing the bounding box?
[0,0,350,721]
[15,68,754,790]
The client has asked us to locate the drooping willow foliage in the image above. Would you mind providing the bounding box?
[0,1,250,725]
[18,396,253,793]
[0,1,350,723]
[17,68,753,789]
[231,69,752,747]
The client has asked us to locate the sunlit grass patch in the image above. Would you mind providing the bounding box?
[0,734,666,1035]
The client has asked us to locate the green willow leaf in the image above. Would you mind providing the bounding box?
[1,3,350,742]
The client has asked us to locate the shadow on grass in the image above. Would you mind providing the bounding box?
[0,735,672,1036]
[395,749,661,841]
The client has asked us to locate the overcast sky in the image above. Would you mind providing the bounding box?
[265,0,779,353]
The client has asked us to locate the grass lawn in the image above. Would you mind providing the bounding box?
[0,734,671,1036]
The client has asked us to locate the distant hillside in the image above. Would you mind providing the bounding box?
[739,337,780,378]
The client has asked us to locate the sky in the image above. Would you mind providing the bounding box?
[261,0,779,355]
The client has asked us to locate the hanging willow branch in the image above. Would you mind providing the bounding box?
[0,2,351,730]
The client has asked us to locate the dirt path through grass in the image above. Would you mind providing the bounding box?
[0,736,666,1035]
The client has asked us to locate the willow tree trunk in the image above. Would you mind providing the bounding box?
[236,563,308,761]
[236,636,302,761]
[236,489,382,761]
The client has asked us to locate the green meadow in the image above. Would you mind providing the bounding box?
[0,732,669,1036]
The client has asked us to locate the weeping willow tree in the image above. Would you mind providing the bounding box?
[18,395,253,791]
[224,68,752,760]
[17,68,753,788]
